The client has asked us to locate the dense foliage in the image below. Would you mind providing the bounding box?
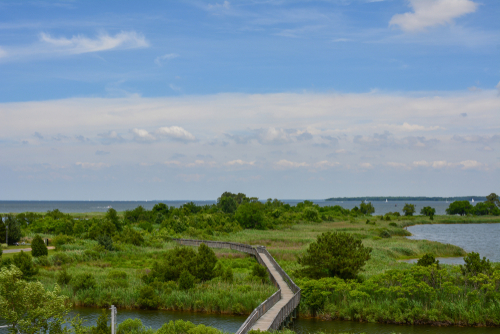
[31,234,48,257]
[298,232,372,279]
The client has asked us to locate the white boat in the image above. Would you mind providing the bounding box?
[386,199,388,202]
[471,198,475,203]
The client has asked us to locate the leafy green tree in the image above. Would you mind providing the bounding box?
[461,252,492,276]
[219,196,237,214]
[31,234,48,257]
[89,219,117,240]
[113,226,144,246]
[1,216,22,244]
[473,202,500,216]
[446,201,474,216]
[359,202,375,215]
[235,202,266,229]
[178,269,195,290]
[298,232,372,279]
[195,243,218,281]
[485,193,500,207]
[152,202,169,216]
[402,203,416,216]
[303,207,321,222]
[105,208,122,232]
[417,253,439,267]
[144,246,197,283]
[0,265,70,334]
[117,319,150,334]
[12,251,38,278]
[420,206,436,218]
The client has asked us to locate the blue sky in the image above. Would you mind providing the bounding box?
[0,0,499,200]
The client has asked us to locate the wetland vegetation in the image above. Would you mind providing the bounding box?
[0,192,499,333]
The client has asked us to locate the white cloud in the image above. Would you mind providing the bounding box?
[258,127,290,144]
[163,160,181,166]
[154,53,179,66]
[75,162,109,169]
[39,31,149,54]
[459,160,483,169]
[157,126,196,142]
[275,160,309,169]
[413,160,430,167]
[390,0,478,32]
[131,128,156,142]
[387,162,408,168]
[225,160,255,166]
[398,122,443,131]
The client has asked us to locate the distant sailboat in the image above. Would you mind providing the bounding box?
[471,198,475,203]
[386,199,388,203]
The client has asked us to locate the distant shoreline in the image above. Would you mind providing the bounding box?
[325,196,486,201]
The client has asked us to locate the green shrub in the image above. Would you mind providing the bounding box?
[52,234,75,248]
[33,255,51,267]
[90,310,110,334]
[251,263,268,283]
[56,268,72,285]
[461,252,492,276]
[96,235,114,251]
[303,207,321,222]
[389,222,397,227]
[178,269,195,290]
[108,270,128,280]
[50,252,73,266]
[298,231,372,280]
[222,266,233,283]
[235,202,266,229]
[379,230,391,238]
[113,226,144,246]
[195,243,218,281]
[137,285,161,309]
[138,221,153,233]
[72,273,96,292]
[417,253,439,267]
[12,251,38,278]
[117,318,154,334]
[31,235,48,257]
[143,246,197,283]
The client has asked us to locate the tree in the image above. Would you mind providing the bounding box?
[1,215,22,244]
[31,235,48,257]
[152,203,169,216]
[137,286,161,309]
[420,206,436,218]
[402,203,416,216]
[12,251,38,278]
[178,270,195,290]
[105,208,122,232]
[0,266,70,334]
[298,232,372,279]
[195,243,218,281]
[446,201,474,216]
[485,193,500,207]
[473,202,499,216]
[91,310,110,334]
[96,235,115,251]
[303,207,321,222]
[219,196,237,214]
[359,202,375,215]
[235,202,266,229]
[461,252,492,276]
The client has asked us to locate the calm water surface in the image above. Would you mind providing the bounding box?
[0,200,461,216]
[2,308,497,334]
[407,223,500,263]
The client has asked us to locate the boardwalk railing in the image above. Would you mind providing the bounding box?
[173,238,301,334]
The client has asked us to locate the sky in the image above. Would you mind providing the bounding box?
[0,0,499,200]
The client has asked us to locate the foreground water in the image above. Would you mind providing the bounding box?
[0,200,467,216]
[407,223,500,263]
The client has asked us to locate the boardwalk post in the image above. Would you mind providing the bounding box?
[110,305,117,334]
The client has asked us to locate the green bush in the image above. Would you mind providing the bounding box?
[117,318,154,334]
[251,263,268,283]
[379,230,391,238]
[72,273,96,292]
[31,235,48,257]
[303,207,321,222]
[298,231,372,279]
[461,252,492,276]
[90,310,110,334]
[96,235,114,251]
[113,226,144,246]
[222,266,234,283]
[108,270,128,280]
[137,285,161,309]
[178,269,195,290]
[417,253,439,267]
[389,222,397,227]
[235,202,266,229]
[51,234,75,248]
[402,203,416,216]
[12,251,38,278]
[195,243,218,281]
[50,252,73,266]
[56,268,72,285]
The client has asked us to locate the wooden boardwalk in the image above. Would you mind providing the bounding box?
[250,252,294,331]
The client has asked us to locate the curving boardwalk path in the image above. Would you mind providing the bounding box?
[173,238,301,334]
[250,252,294,331]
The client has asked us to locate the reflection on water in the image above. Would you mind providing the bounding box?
[407,223,500,263]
